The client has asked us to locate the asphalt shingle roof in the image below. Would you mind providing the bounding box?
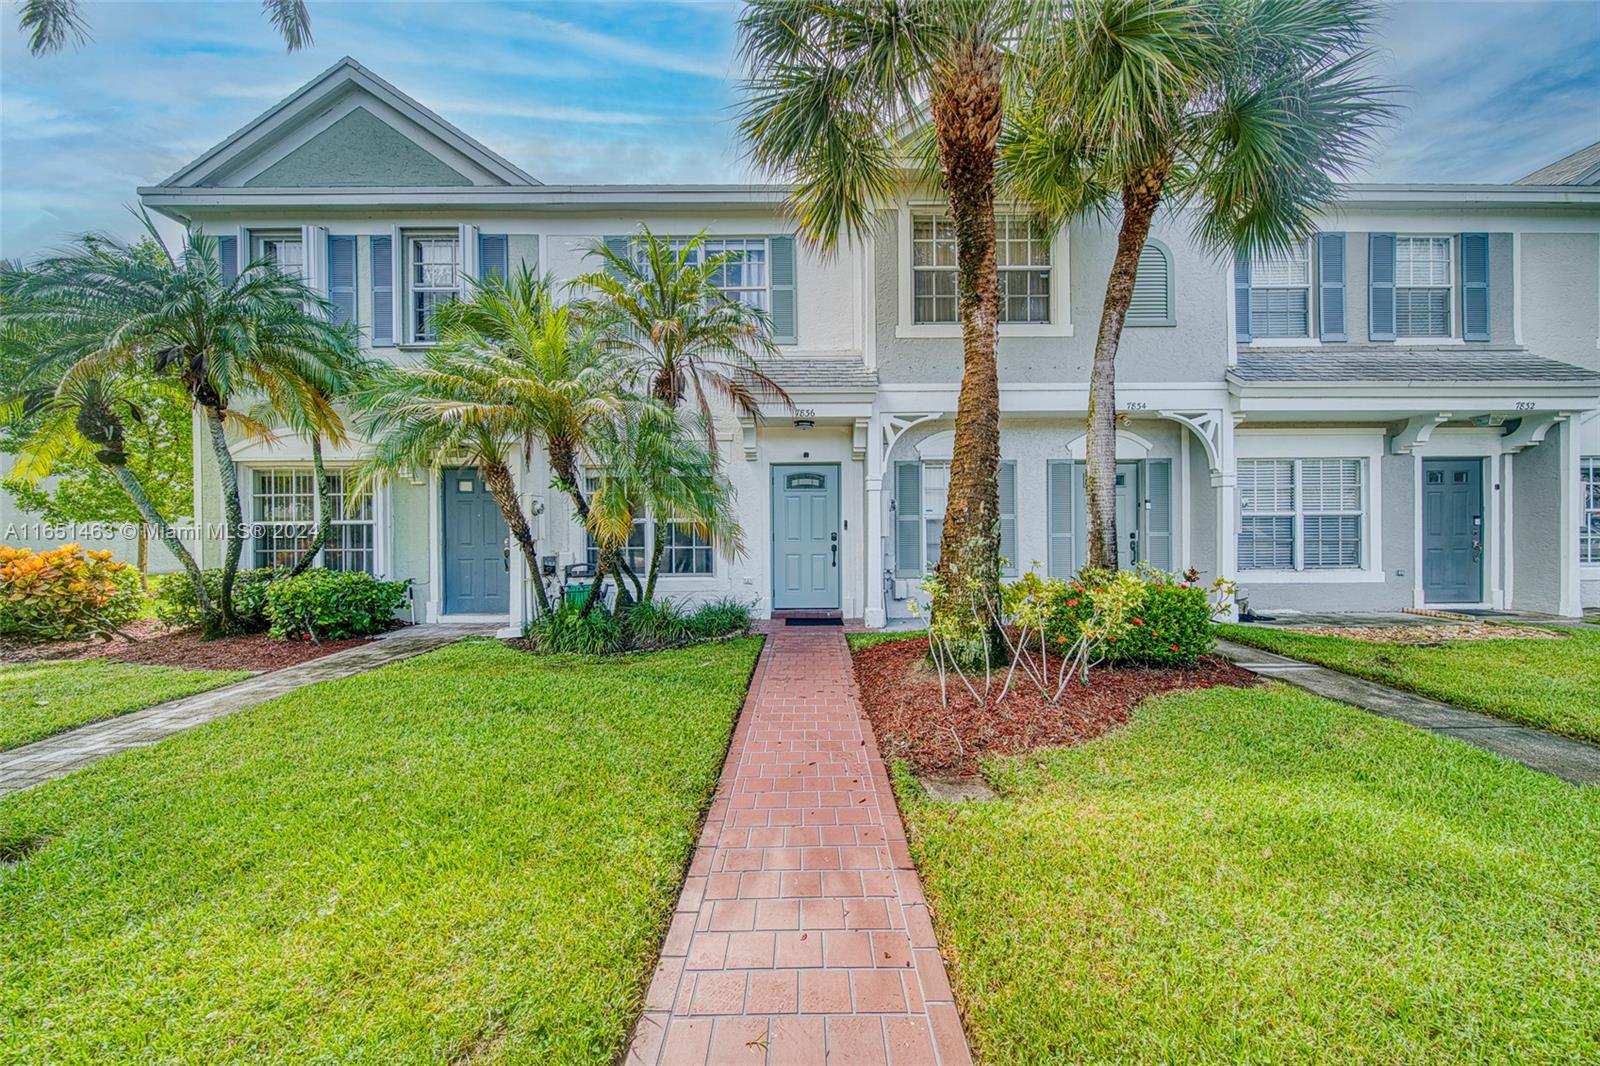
[1232,349,1600,385]
[1516,140,1600,185]
[751,357,878,390]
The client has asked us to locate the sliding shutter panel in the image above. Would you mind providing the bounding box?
[1368,232,1396,341]
[217,236,238,286]
[1144,459,1172,571]
[893,462,923,577]
[1316,232,1347,341]
[997,461,1018,576]
[1127,243,1173,325]
[768,234,797,344]
[1047,461,1076,579]
[327,235,357,329]
[370,235,393,346]
[478,233,508,283]
[1460,232,1490,341]
[1233,248,1251,343]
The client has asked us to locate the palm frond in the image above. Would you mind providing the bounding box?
[17,0,88,54]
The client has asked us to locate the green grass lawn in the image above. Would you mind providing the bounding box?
[1216,623,1600,744]
[0,659,251,751]
[1,637,762,1065]
[845,628,926,651]
[897,682,1600,1064]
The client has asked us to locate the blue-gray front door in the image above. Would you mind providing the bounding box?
[772,464,840,610]
[1422,458,1483,603]
[442,466,509,615]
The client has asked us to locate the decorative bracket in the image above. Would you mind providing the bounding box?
[852,418,869,461]
[1155,409,1225,474]
[880,413,942,467]
[1499,412,1567,453]
[1392,412,1452,454]
[738,417,758,461]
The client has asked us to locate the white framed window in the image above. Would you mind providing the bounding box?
[660,516,714,575]
[1248,242,1311,338]
[258,235,305,277]
[250,467,375,573]
[670,237,770,311]
[582,476,648,574]
[1394,236,1452,338]
[920,461,950,569]
[409,235,461,342]
[910,212,1051,326]
[1582,457,1600,565]
[1238,458,1364,571]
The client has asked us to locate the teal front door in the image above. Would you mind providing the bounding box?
[442,466,509,615]
[772,464,840,610]
[1422,458,1483,603]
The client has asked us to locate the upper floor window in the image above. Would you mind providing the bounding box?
[674,237,769,311]
[911,213,1051,325]
[1582,457,1600,565]
[258,235,304,278]
[1394,236,1452,338]
[410,235,461,342]
[1127,241,1174,326]
[1248,243,1311,338]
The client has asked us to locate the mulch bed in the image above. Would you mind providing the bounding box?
[852,637,1257,775]
[1286,622,1556,644]
[0,620,380,671]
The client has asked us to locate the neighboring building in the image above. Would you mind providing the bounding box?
[135,58,1600,632]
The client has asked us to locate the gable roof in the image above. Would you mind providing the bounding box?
[158,56,539,189]
[1515,140,1600,186]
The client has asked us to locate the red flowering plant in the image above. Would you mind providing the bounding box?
[1043,564,1229,667]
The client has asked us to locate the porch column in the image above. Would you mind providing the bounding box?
[1558,415,1582,617]
[863,411,887,629]
[1213,410,1239,620]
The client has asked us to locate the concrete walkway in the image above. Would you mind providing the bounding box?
[626,628,973,1066]
[1215,637,1600,787]
[0,624,495,797]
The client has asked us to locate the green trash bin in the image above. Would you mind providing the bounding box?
[563,582,591,608]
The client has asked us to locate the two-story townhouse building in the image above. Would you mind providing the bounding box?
[135,58,1600,634]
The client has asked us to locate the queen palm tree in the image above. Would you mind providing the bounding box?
[578,226,787,453]
[738,0,1045,657]
[3,224,358,630]
[1002,0,1393,569]
[355,269,632,619]
[19,0,311,55]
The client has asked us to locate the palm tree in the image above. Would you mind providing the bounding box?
[1002,0,1393,569]
[355,269,631,619]
[585,403,744,607]
[577,226,788,452]
[738,0,1044,656]
[19,0,311,55]
[3,225,360,630]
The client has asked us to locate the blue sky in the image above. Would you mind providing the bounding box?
[2,0,1597,258]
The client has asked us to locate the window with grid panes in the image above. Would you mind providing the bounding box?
[583,476,648,573]
[921,461,949,568]
[410,236,460,342]
[252,469,315,568]
[1583,458,1600,565]
[1394,237,1452,337]
[912,213,1050,324]
[1248,243,1311,337]
[260,236,304,278]
[660,516,714,575]
[667,237,770,311]
[323,470,375,574]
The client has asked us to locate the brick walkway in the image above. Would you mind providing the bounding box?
[626,628,972,1066]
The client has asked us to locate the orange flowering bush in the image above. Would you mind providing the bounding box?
[0,543,142,642]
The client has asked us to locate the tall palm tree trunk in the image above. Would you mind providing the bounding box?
[288,435,332,577]
[107,460,209,614]
[550,440,641,614]
[205,405,244,630]
[1085,161,1170,570]
[478,457,554,618]
[929,40,1005,657]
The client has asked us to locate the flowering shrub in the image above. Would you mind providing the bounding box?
[264,569,409,642]
[0,543,141,642]
[1046,565,1220,666]
[154,567,278,633]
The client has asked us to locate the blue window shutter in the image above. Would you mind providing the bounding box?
[893,462,922,577]
[327,235,357,329]
[1233,249,1251,343]
[1144,459,1172,571]
[602,235,631,279]
[478,233,508,283]
[998,460,1018,577]
[217,236,238,285]
[1368,232,1396,341]
[768,234,797,345]
[1316,232,1346,341]
[1046,460,1076,579]
[370,235,393,346]
[1460,232,1490,341]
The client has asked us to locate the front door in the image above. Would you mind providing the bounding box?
[772,464,840,610]
[1422,458,1483,603]
[1113,462,1141,569]
[441,466,509,615]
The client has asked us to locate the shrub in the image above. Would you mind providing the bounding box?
[627,598,694,649]
[687,598,752,640]
[264,569,410,642]
[154,567,278,634]
[527,604,626,655]
[0,544,142,642]
[1045,565,1216,667]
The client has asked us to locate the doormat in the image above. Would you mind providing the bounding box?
[785,617,843,627]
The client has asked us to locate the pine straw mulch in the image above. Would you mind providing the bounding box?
[0,619,380,671]
[1286,622,1557,644]
[852,636,1258,775]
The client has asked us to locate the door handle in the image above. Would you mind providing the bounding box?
[503,540,511,571]
[831,543,837,568]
